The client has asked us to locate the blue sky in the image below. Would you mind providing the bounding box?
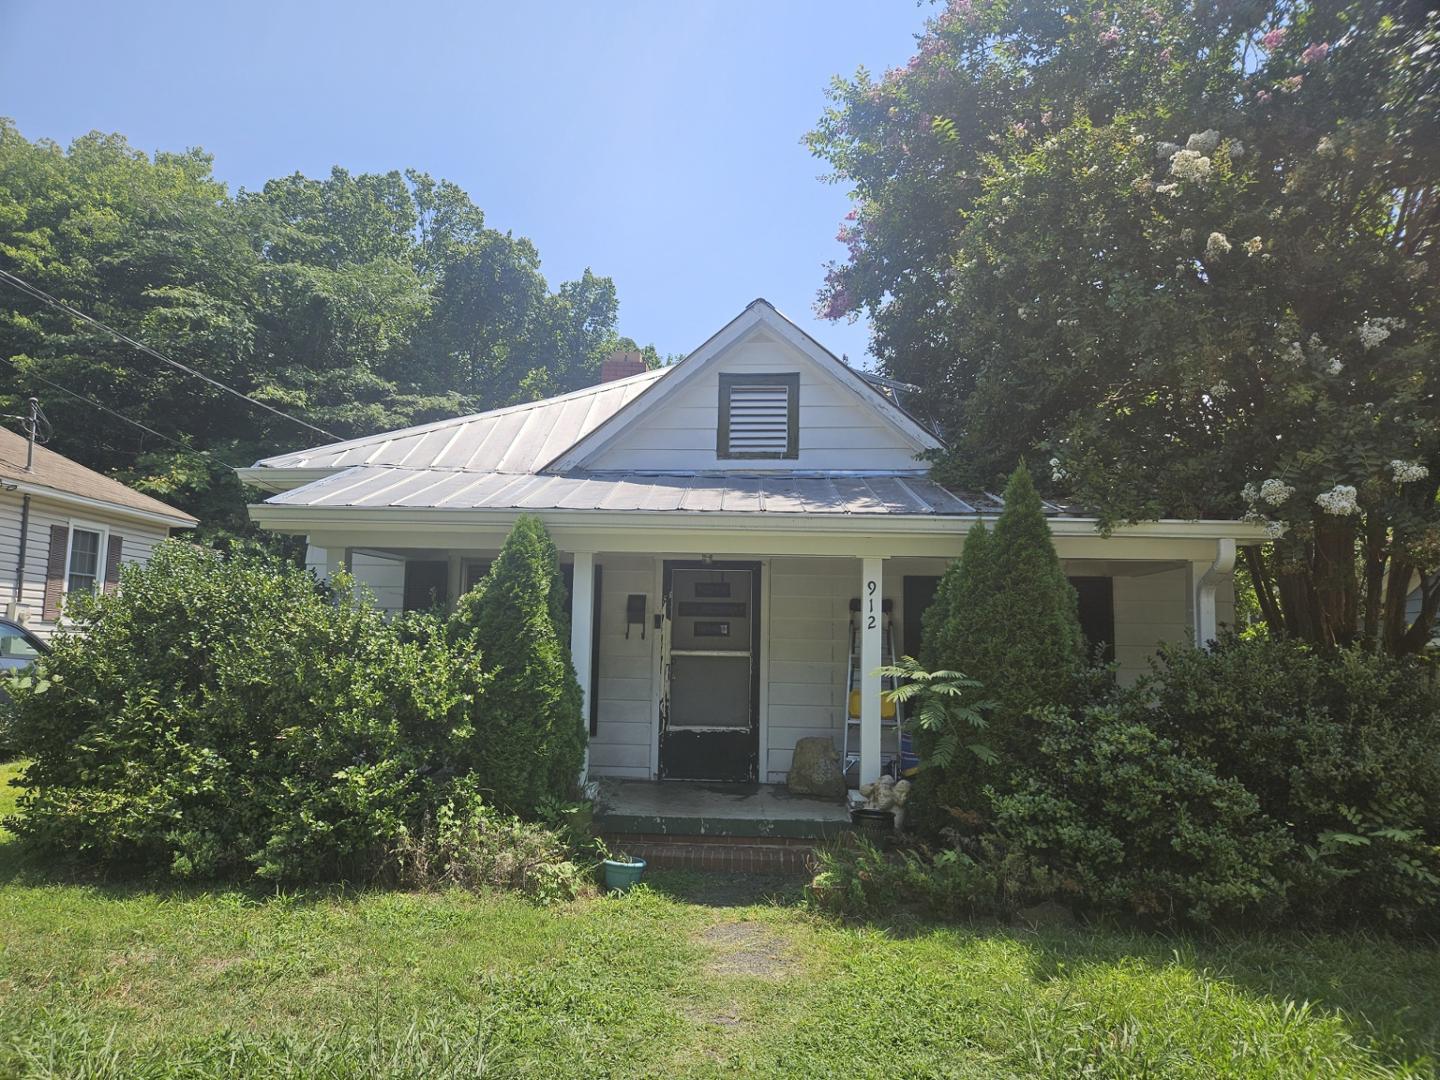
[1,1,928,368]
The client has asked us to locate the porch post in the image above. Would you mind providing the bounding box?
[570,551,595,784]
[859,556,885,786]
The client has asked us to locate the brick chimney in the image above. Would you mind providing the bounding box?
[600,349,647,383]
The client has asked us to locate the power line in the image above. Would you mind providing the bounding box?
[0,355,238,471]
[0,267,340,440]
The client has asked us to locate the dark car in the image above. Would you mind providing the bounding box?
[0,618,48,701]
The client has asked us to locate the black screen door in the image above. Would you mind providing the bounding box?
[659,562,760,781]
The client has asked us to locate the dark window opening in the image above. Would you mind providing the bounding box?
[403,560,450,612]
[1069,576,1115,663]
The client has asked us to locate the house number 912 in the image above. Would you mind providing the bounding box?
[866,579,878,629]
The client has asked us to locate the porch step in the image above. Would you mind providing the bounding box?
[592,779,853,842]
[599,833,820,874]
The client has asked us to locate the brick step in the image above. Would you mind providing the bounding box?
[598,832,823,874]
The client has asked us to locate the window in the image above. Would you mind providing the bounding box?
[66,527,104,595]
[718,373,798,459]
[1068,576,1115,663]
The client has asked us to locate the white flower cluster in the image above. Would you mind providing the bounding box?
[1325,356,1344,376]
[1209,381,1231,398]
[1186,129,1221,154]
[1264,520,1288,539]
[1259,478,1294,505]
[1315,136,1337,158]
[1156,182,1178,196]
[1391,460,1430,484]
[1315,484,1360,516]
[1049,456,1068,483]
[1282,341,1305,363]
[1205,231,1232,259]
[1170,149,1213,183]
[1241,482,1259,503]
[1359,317,1405,350]
[1244,236,1263,256]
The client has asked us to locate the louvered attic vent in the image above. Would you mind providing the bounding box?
[718,373,799,460]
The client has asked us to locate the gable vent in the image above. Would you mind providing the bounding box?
[719,374,798,459]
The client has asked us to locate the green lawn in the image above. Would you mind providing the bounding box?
[1,759,1437,1078]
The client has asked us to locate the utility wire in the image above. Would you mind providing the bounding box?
[0,267,340,440]
[0,355,239,471]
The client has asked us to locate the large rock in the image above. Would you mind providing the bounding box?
[787,737,845,798]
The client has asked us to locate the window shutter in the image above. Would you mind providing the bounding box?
[43,524,68,620]
[104,535,124,595]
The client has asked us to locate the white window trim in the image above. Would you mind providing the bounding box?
[63,518,111,598]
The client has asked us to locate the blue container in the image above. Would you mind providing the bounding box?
[603,857,647,893]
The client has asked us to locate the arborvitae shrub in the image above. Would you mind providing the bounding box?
[916,464,1085,821]
[447,514,584,817]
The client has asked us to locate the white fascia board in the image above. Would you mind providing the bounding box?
[247,501,1269,543]
[2,480,197,528]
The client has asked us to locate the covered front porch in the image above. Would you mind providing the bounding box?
[294,513,1243,798]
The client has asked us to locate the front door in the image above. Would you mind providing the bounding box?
[658,562,760,781]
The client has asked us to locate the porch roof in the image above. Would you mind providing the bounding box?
[261,463,1049,517]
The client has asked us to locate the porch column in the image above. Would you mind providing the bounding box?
[859,556,885,786]
[570,551,596,784]
[1191,538,1236,646]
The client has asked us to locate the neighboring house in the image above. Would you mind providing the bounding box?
[242,300,1264,790]
[0,426,198,637]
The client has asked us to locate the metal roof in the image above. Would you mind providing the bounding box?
[254,366,667,473]
[263,465,1054,517]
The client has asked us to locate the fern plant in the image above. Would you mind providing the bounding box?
[878,656,996,771]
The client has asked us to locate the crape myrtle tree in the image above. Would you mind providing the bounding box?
[809,0,1440,653]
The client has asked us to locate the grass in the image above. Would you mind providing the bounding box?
[0,762,1437,1078]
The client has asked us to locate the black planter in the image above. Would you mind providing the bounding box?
[850,807,895,844]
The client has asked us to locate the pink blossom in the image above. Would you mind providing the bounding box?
[1260,28,1286,50]
[1159,46,1173,62]
[1091,10,1107,24]
[948,0,974,17]
[1301,41,1329,64]
[1040,110,1053,126]
[820,283,856,320]
[1143,6,1163,24]
[1281,74,1304,92]
[1257,89,1273,103]
[844,209,859,221]
[1099,26,1122,46]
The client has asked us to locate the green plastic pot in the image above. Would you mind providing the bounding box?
[603,857,647,893]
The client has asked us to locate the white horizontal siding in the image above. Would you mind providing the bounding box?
[587,555,655,779]
[586,337,927,473]
[0,491,174,639]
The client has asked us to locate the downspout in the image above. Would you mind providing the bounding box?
[6,493,26,621]
[1193,538,1237,646]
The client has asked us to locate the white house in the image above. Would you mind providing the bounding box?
[243,300,1263,792]
[0,425,198,637]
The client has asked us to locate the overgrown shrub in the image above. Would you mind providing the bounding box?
[1135,637,1440,927]
[914,464,1086,827]
[3,542,492,882]
[393,778,590,904]
[988,705,1293,924]
[447,514,585,817]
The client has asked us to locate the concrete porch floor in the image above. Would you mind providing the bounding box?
[593,779,852,840]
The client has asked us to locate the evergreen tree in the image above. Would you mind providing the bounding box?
[448,515,584,815]
[917,464,1085,820]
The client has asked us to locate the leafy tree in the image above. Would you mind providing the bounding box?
[0,124,652,540]
[447,515,584,816]
[809,0,1440,653]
